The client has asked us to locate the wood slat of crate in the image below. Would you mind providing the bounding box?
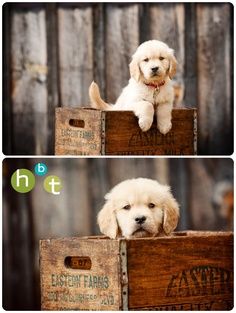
[40,238,122,310]
[40,231,233,311]
[55,107,197,155]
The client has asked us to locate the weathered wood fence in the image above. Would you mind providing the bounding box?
[3,3,233,155]
[3,158,233,309]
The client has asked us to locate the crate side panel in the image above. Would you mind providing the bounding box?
[55,108,102,155]
[127,233,233,310]
[105,109,196,155]
[40,238,121,310]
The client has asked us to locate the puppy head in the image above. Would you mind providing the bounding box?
[97,178,179,239]
[129,40,177,83]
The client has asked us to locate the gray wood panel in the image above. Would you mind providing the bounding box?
[184,3,197,108]
[58,5,93,107]
[11,7,48,155]
[45,3,60,154]
[197,3,233,155]
[105,4,139,103]
[92,3,106,99]
[149,3,185,106]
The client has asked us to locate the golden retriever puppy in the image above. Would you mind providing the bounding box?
[89,40,177,134]
[97,178,179,239]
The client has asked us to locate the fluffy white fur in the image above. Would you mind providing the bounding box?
[89,40,177,134]
[97,178,180,239]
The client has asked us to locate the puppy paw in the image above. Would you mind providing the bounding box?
[138,117,153,132]
[158,122,172,135]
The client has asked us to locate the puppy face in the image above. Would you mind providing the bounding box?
[97,178,179,239]
[129,40,177,83]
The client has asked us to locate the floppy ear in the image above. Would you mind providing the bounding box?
[162,195,180,235]
[129,57,141,82]
[97,199,118,239]
[168,49,177,79]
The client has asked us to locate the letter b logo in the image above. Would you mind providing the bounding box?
[34,163,48,176]
[11,169,36,193]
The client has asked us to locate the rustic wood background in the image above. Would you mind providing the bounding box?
[3,158,233,309]
[3,3,233,155]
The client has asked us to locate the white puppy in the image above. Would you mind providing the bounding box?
[89,40,177,134]
[97,178,179,239]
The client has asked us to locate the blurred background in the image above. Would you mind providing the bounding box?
[3,158,233,309]
[3,2,233,155]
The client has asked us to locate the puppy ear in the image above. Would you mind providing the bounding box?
[97,199,118,239]
[168,49,177,80]
[163,194,179,235]
[129,57,141,82]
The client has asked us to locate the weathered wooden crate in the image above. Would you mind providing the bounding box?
[40,231,233,310]
[55,108,197,155]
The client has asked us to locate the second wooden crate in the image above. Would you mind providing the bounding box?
[40,231,233,310]
[55,107,197,155]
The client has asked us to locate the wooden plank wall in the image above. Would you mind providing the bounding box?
[10,4,48,155]
[3,158,233,309]
[3,3,233,155]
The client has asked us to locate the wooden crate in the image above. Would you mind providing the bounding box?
[40,231,233,310]
[55,108,197,155]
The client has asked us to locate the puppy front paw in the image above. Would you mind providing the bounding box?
[158,121,172,135]
[138,116,153,132]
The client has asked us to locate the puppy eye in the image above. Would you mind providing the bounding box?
[143,58,149,62]
[123,204,131,210]
[148,203,155,209]
[159,56,165,61]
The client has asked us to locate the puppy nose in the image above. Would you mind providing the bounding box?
[135,216,147,225]
[151,66,159,73]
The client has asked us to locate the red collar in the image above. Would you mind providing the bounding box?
[145,80,165,89]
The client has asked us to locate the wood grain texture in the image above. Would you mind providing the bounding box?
[184,4,197,108]
[197,3,233,155]
[105,109,196,155]
[92,3,106,99]
[55,108,196,155]
[40,237,122,310]
[105,4,139,103]
[169,159,189,230]
[11,6,48,154]
[127,232,233,310]
[45,3,60,154]
[105,159,170,190]
[58,5,93,107]
[149,3,185,106]
[39,232,233,310]
[107,159,156,186]
[138,3,150,43]
[55,108,102,155]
